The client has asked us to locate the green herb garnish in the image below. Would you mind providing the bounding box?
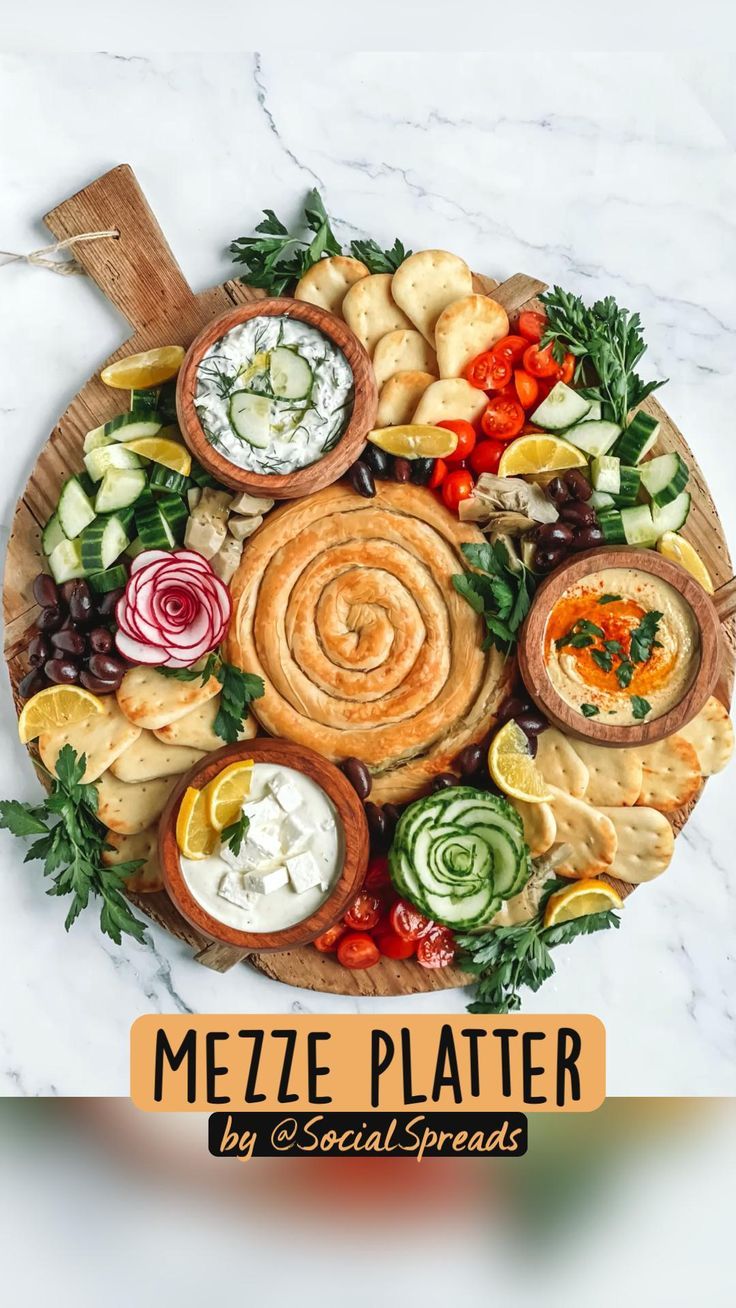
[159,656,264,743]
[350,237,410,273]
[221,812,250,857]
[580,703,600,717]
[615,659,635,689]
[452,541,536,653]
[629,611,663,664]
[598,593,622,604]
[631,695,652,720]
[591,648,614,673]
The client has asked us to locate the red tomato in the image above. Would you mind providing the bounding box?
[523,342,559,378]
[557,351,575,384]
[469,438,505,476]
[437,419,476,464]
[441,469,474,513]
[428,458,447,489]
[337,931,381,970]
[390,898,433,942]
[344,891,382,931]
[534,376,556,405]
[517,310,547,343]
[416,926,457,969]
[313,923,346,953]
[463,351,512,391]
[375,927,416,960]
[364,855,391,891]
[513,369,539,410]
[491,334,528,366]
[481,397,525,441]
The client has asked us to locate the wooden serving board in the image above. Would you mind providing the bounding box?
[3,165,735,998]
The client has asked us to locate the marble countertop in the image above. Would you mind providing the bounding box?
[1,52,734,1097]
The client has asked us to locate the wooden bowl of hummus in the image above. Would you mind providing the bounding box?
[518,546,727,746]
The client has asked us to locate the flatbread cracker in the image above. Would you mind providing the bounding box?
[391,250,473,343]
[39,696,142,784]
[514,800,556,857]
[412,378,487,427]
[294,255,369,316]
[572,739,644,807]
[677,697,734,776]
[599,806,674,884]
[635,736,702,812]
[342,273,412,355]
[102,827,163,893]
[109,732,205,783]
[535,728,589,799]
[377,370,436,427]
[435,294,509,378]
[96,771,177,835]
[548,787,617,879]
[154,697,257,751]
[373,329,438,389]
[117,666,220,731]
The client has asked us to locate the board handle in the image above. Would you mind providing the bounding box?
[43,163,198,334]
[714,576,736,625]
[194,942,252,972]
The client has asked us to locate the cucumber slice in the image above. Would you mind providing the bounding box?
[148,464,189,495]
[229,391,271,447]
[48,538,86,584]
[125,536,146,559]
[94,467,147,514]
[585,400,603,422]
[57,477,96,540]
[598,510,626,544]
[104,413,162,442]
[84,444,144,483]
[613,411,660,464]
[615,466,642,506]
[88,564,128,595]
[130,388,161,417]
[564,419,621,458]
[591,455,620,495]
[42,512,66,558]
[156,493,188,543]
[589,490,616,512]
[157,380,178,425]
[621,503,658,548]
[651,490,691,536]
[189,460,222,489]
[530,381,591,432]
[80,515,131,572]
[640,452,688,507]
[83,424,115,453]
[136,503,175,550]
[269,346,313,401]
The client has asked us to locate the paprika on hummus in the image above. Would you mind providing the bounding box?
[544,567,700,725]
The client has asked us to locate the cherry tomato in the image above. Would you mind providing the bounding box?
[491,334,528,366]
[441,469,474,513]
[523,342,559,378]
[517,310,547,343]
[534,376,556,405]
[337,931,381,969]
[416,925,457,969]
[437,419,476,464]
[313,923,347,953]
[364,855,391,891]
[390,898,433,942]
[513,369,539,410]
[463,351,512,391]
[469,438,505,476]
[481,397,525,441]
[428,458,447,489]
[344,890,382,931]
[557,351,575,384]
[495,381,517,402]
[374,927,416,960]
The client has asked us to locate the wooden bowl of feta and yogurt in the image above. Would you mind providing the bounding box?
[159,738,370,951]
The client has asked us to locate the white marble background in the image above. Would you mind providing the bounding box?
[0,52,734,1096]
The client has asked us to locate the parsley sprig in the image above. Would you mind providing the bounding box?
[222,812,250,857]
[160,655,264,744]
[452,541,536,653]
[0,746,147,945]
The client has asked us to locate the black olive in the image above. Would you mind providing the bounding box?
[362,444,391,478]
[348,461,376,499]
[410,458,434,485]
[32,573,59,609]
[341,756,372,800]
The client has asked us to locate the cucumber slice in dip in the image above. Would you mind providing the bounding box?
[269,347,313,401]
[229,391,271,448]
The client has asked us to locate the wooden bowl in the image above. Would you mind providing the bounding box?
[159,738,369,952]
[517,546,726,746]
[175,297,378,499]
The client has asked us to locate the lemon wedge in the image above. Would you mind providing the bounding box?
[125,437,192,476]
[488,721,553,804]
[656,531,714,594]
[18,685,104,744]
[498,435,588,476]
[176,786,218,860]
[100,346,185,390]
[367,424,459,459]
[204,760,254,832]
[543,878,623,928]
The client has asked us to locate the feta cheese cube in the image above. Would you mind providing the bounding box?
[286,850,322,894]
[242,795,282,828]
[246,865,289,895]
[240,825,283,868]
[269,775,303,814]
[218,871,257,913]
[281,809,313,855]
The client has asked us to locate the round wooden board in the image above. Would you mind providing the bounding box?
[3,165,735,999]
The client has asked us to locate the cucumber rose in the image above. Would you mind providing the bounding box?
[114,548,231,667]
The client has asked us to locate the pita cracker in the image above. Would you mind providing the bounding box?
[677,697,734,776]
[117,666,220,731]
[572,739,643,807]
[391,250,473,343]
[514,800,557,857]
[534,728,589,799]
[412,378,487,427]
[600,806,674,884]
[39,696,142,784]
[97,771,177,835]
[635,736,702,812]
[373,329,438,389]
[109,732,205,783]
[435,294,510,378]
[342,273,412,355]
[377,371,436,427]
[294,255,369,316]
[154,697,257,751]
[102,827,163,893]
[548,787,617,879]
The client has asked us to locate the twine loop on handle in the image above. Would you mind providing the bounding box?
[0,229,119,276]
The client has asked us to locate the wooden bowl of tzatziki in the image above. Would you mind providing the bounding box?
[176,298,378,499]
[159,738,370,951]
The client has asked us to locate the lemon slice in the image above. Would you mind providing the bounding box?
[204,759,254,831]
[498,435,588,476]
[176,786,218,860]
[18,685,104,744]
[656,531,714,595]
[488,721,553,803]
[125,437,192,476]
[100,346,185,390]
[367,424,459,459]
[543,878,623,928]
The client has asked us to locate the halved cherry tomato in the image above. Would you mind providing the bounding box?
[491,334,528,366]
[416,925,457,969]
[441,469,474,513]
[517,310,547,343]
[522,342,559,378]
[344,891,382,931]
[337,931,381,969]
[557,351,575,384]
[481,397,525,441]
[390,898,432,942]
[437,419,476,464]
[428,458,447,489]
[533,376,556,405]
[313,923,347,953]
[364,855,391,891]
[469,438,505,476]
[463,351,512,391]
[513,369,539,410]
[374,927,416,960]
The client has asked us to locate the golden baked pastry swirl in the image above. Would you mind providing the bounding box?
[224,482,511,803]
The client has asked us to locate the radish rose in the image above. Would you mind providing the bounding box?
[115,549,232,667]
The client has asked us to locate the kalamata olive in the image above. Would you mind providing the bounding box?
[52,628,86,657]
[88,627,114,654]
[36,605,62,633]
[455,743,485,777]
[45,657,80,685]
[88,653,126,681]
[535,521,575,548]
[33,573,59,609]
[571,524,605,552]
[495,695,530,729]
[349,460,376,499]
[80,669,119,694]
[98,587,125,616]
[560,501,596,528]
[393,457,411,483]
[382,804,401,838]
[431,772,458,792]
[69,582,95,625]
[515,708,549,737]
[59,580,80,607]
[410,458,434,485]
[534,545,565,573]
[546,476,570,505]
[19,668,46,699]
[564,469,593,501]
[364,801,387,849]
[362,444,391,478]
[341,756,372,800]
[27,634,51,667]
